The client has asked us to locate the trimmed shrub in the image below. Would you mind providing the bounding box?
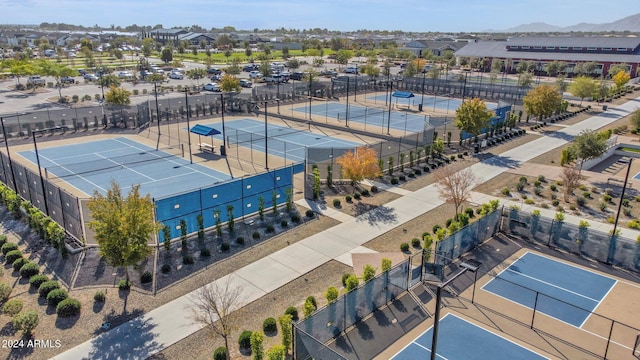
[628,220,640,229]
[516,183,524,192]
[140,271,153,284]
[432,224,442,234]
[502,188,510,196]
[252,231,261,239]
[306,296,317,309]
[235,236,246,245]
[56,298,81,317]
[534,187,542,196]
[305,210,315,218]
[400,243,409,252]
[200,248,211,257]
[390,177,399,185]
[341,273,351,287]
[399,174,406,181]
[550,184,557,192]
[29,274,49,288]
[220,243,230,251]
[465,208,475,218]
[525,199,535,205]
[603,194,612,203]
[5,249,23,264]
[118,280,131,290]
[445,218,453,228]
[182,255,194,264]
[94,291,106,302]
[361,189,370,196]
[13,258,28,272]
[39,280,60,298]
[3,299,23,316]
[345,195,352,203]
[0,283,12,304]
[47,288,69,306]
[411,238,421,247]
[1,242,18,255]
[370,185,378,193]
[280,220,288,228]
[552,199,560,207]
[12,309,38,335]
[266,225,275,233]
[161,264,171,273]
[285,306,299,321]
[538,175,546,183]
[0,235,6,248]
[519,176,528,184]
[576,197,586,207]
[333,198,341,207]
[290,214,301,223]
[213,347,227,360]
[263,317,277,333]
[353,192,361,200]
[20,262,40,278]
[534,180,542,188]
[239,330,253,349]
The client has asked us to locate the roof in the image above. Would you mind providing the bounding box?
[190,124,220,136]
[454,41,640,63]
[179,32,215,41]
[506,36,640,49]
[392,91,415,98]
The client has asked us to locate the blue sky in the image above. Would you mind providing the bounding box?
[1,0,637,32]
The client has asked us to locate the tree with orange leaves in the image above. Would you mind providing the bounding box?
[336,147,381,185]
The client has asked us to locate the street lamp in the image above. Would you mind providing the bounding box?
[1,113,30,192]
[386,82,393,135]
[354,63,358,101]
[220,92,231,156]
[609,159,633,263]
[430,259,481,360]
[31,129,51,216]
[153,81,161,137]
[183,89,193,163]
[419,71,426,111]
[345,76,350,128]
[252,101,269,170]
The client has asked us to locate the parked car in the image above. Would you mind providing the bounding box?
[289,71,304,81]
[202,83,221,92]
[344,66,358,74]
[239,79,253,88]
[60,76,75,84]
[320,70,338,78]
[249,71,263,79]
[77,69,86,76]
[243,64,258,72]
[117,71,134,79]
[27,76,46,85]
[207,67,222,75]
[169,72,184,80]
[210,74,221,81]
[83,74,99,81]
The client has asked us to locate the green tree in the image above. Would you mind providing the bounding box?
[454,98,494,141]
[86,180,161,282]
[186,68,207,85]
[568,76,598,105]
[612,71,630,91]
[40,62,76,101]
[345,275,359,291]
[141,38,154,57]
[630,109,640,130]
[104,85,132,106]
[381,258,392,272]
[267,345,285,360]
[219,74,241,93]
[362,264,376,282]
[278,314,293,354]
[325,286,339,303]
[303,298,316,318]
[161,47,173,64]
[608,63,628,78]
[555,75,568,92]
[523,84,562,121]
[570,129,608,174]
[335,49,352,65]
[251,331,265,360]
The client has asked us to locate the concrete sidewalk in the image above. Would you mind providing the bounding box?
[52,97,640,360]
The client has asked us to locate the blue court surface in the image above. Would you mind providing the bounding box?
[367,94,499,112]
[482,252,616,327]
[205,118,361,162]
[392,313,547,360]
[294,102,432,133]
[17,137,231,198]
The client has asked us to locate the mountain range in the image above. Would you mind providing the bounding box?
[490,13,640,33]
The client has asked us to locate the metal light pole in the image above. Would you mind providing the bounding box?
[420,71,426,111]
[609,159,633,263]
[430,260,480,360]
[31,130,49,216]
[345,77,350,128]
[276,81,281,114]
[1,115,20,192]
[263,100,269,170]
[183,89,193,163]
[154,81,161,137]
[220,93,228,156]
[387,82,393,135]
[354,63,358,101]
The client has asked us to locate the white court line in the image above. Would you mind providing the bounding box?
[94,153,155,181]
[504,268,601,302]
[36,153,107,194]
[412,342,449,360]
[580,279,618,328]
[111,138,223,181]
[390,313,452,360]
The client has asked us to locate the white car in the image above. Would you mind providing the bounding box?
[249,71,263,79]
[169,72,184,80]
[202,83,220,92]
[117,71,134,79]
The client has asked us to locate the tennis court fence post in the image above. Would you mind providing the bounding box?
[603,320,615,359]
[547,219,555,246]
[530,292,539,329]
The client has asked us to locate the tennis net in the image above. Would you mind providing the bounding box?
[45,145,185,180]
[226,126,309,147]
[348,107,386,121]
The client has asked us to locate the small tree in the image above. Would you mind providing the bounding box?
[336,147,382,185]
[570,129,608,174]
[163,225,171,252]
[285,188,293,213]
[434,167,478,217]
[345,275,359,291]
[12,309,39,336]
[523,84,562,121]
[326,164,333,187]
[560,167,581,203]
[272,190,278,216]
[179,219,188,250]
[278,314,293,354]
[303,298,316,318]
[104,85,132,106]
[387,157,394,176]
[362,264,376,282]
[251,331,265,360]
[381,258,392,272]
[630,109,640,131]
[612,71,630,91]
[325,286,339,303]
[568,76,598,105]
[267,345,285,360]
[226,205,235,234]
[258,196,265,221]
[189,277,245,360]
[214,210,222,237]
[197,214,205,242]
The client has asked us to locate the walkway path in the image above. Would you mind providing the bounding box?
[52,98,640,359]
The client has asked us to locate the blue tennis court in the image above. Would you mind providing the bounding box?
[294,102,431,133]
[17,137,231,198]
[367,94,499,112]
[392,313,547,360]
[205,118,361,162]
[482,252,616,327]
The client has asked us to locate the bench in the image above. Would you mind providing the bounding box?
[198,143,215,153]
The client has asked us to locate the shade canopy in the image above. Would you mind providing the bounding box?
[392,91,415,99]
[190,124,221,136]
